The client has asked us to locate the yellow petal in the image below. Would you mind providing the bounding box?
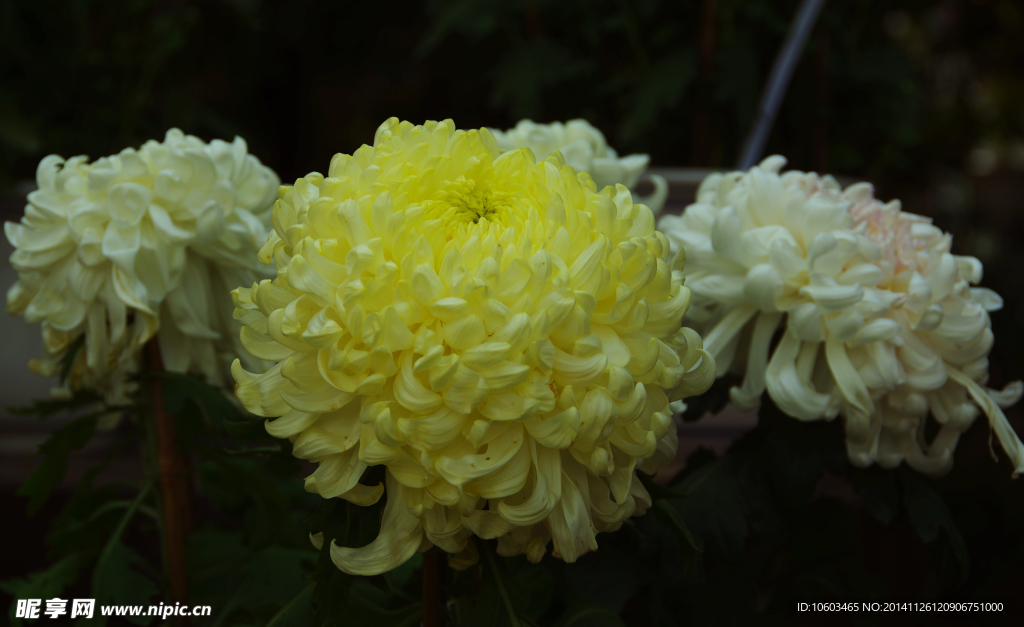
[306,448,366,498]
[280,381,353,414]
[302,309,345,350]
[443,314,487,350]
[232,360,289,417]
[548,465,597,563]
[435,424,525,486]
[339,482,385,506]
[552,348,607,387]
[442,363,489,414]
[523,407,579,449]
[498,442,561,526]
[429,353,461,391]
[240,326,293,361]
[397,406,466,451]
[476,360,531,391]
[573,388,618,452]
[256,397,314,433]
[331,472,424,575]
[479,391,541,422]
[461,342,512,370]
[394,351,443,413]
[462,509,518,539]
[465,440,531,498]
[429,297,470,322]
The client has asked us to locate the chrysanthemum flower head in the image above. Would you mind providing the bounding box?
[6,129,279,408]
[658,156,1023,477]
[232,118,714,575]
[491,119,668,215]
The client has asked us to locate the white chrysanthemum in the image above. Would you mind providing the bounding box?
[6,129,279,407]
[491,119,668,215]
[232,118,714,575]
[658,156,1024,477]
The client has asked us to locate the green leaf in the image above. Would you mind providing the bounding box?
[562,540,645,615]
[195,449,312,548]
[767,499,876,598]
[899,470,970,583]
[305,491,386,626]
[92,542,158,626]
[510,556,554,620]
[383,552,421,603]
[186,527,248,584]
[232,547,317,610]
[636,470,691,501]
[414,0,501,58]
[554,604,625,627]
[6,389,103,417]
[223,414,272,441]
[490,41,595,119]
[222,444,283,455]
[672,454,759,558]
[850,469,900,525]
[202,545,317,626]
[760,398,848,506]
[266,582,315,627]
[463,541,528,627]
[155,371,244,430]
[653,499,703,582]
[653,501,703,555]
[91,483,156,626]
[619,49,696,141]
[1,553,90,627]
[18,413,99,515]
[345,578,421,627]
[46,435,132,558]
[59,334,86,385]
[0,95,41,153]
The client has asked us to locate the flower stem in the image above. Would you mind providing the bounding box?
[146,341,191,612]
[481,540,522,627]
[422,549,445,627]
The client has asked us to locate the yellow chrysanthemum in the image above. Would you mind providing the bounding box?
[658,156,1023,477]
[232,118,714,575]
[6,129,278,409]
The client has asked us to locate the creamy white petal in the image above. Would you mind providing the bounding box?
[658,156,1022,477]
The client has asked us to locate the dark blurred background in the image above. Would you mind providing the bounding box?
[0,0,1020,190]
[2,0,1023,620]
[3,0,1024,339]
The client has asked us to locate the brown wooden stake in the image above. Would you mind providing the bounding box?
[422,550,445,627]
[146,341,190,615]
[524,0,544,41]
[691,0,720,166]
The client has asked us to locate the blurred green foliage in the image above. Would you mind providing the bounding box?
[7,375,1023,626]
[3,2,1024,359]
[2,372,320,627]
[0,0,1021,191]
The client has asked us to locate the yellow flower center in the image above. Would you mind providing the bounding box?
[451,179,506,223]
[422,177,520,236]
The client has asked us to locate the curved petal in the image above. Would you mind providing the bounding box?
[331,472,424,575]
